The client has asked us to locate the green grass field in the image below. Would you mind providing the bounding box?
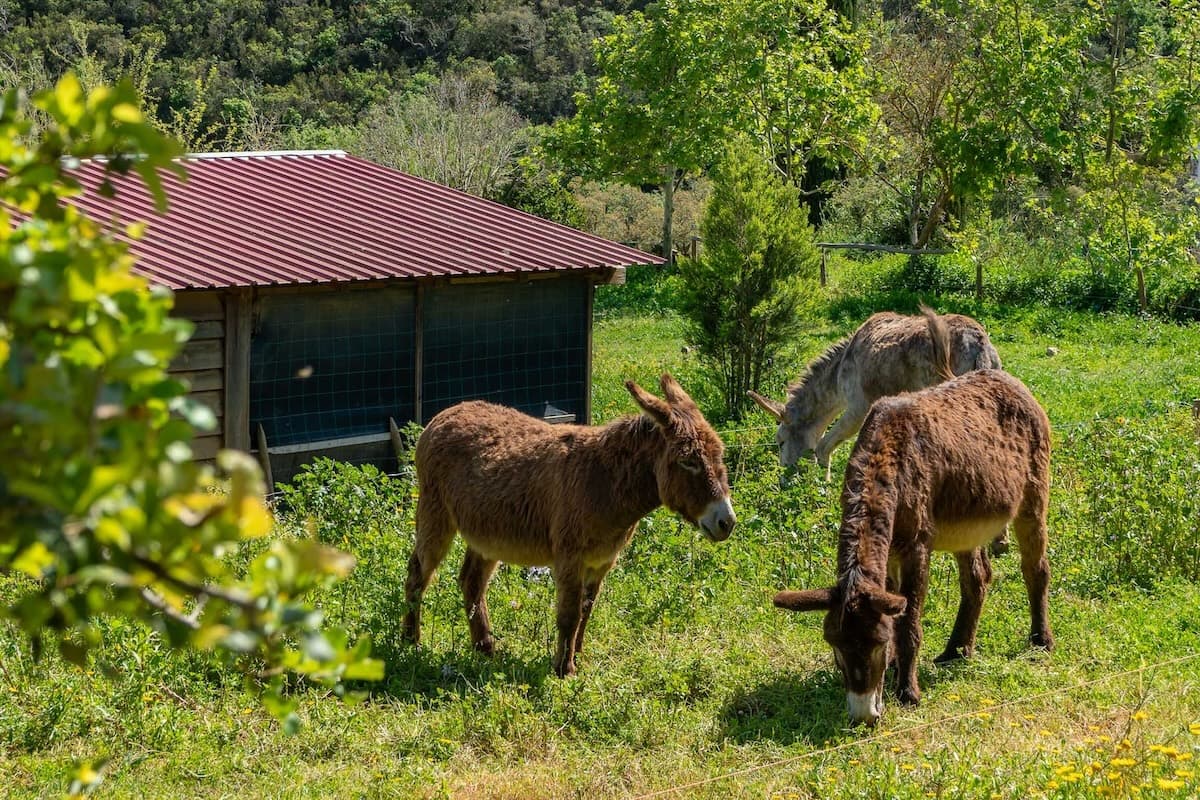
[3,296,1200,799]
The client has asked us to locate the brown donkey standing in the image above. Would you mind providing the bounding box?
[403,374,736,677]
[774,368,1053,727]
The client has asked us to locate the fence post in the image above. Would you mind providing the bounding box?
[975,256,983,302]
[820,248,827,287]
[255,423,273,491]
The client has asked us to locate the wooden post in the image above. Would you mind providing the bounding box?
[584,279,595,425]
[389,416,405,461]
[1136,266,1147,313]
[223,287,253,452]
[975,257,983,303]
[820,249,828,287]
[256,423,273,490]
[414,283,424,424]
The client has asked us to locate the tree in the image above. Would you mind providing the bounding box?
[0,76,380,762]
[355,69,530,199]
[545,0,735,262]
[676,141,820,420]
[547,0,876,260]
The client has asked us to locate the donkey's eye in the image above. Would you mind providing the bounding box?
[679,457,703,474]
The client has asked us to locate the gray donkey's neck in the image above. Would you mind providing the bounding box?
[785,338,849,422]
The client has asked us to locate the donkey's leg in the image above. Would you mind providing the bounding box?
[459,548,501,656]
[1013,513,1054,651]
[402,493,457,646]
[895,549,931,706]
[935,548,993,664]
[815,406,869,479]
[551,562,585,678]
[574,561,615,654]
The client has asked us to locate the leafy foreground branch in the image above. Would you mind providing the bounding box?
[0,75,381,789]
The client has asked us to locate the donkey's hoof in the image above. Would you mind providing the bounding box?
[897,686,921,706]
[473,635,496,656]
[1030,631,1055,652]
[552,657,577,678]
[934,646,970,665]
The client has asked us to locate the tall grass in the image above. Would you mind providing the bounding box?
[3,277,1200,798]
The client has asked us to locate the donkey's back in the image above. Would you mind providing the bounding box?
[844,311,1000,399]
[856,369,1050,540]
[415,401,574,563]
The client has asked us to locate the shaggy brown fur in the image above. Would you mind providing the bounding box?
[402,374,736,677]
[773,368,1053,727]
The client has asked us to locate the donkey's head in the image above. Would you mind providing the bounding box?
[747,391,826,469]
[626,374,736,542]
[774,583,907,727]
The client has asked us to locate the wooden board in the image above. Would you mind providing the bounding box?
[170,338,223,372]
[188,389,223,419]
[189,319,225,341]
[191,434,222,461]
[172,369,223,393]
[172,291,224,321]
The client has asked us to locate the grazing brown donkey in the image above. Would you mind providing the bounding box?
[403,374,736,677]
[749,306,1002,474]
[773,368,1053,727]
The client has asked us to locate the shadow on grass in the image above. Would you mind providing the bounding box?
[369,642,553,704]
[722,660,963,745]
[721,667,848,745]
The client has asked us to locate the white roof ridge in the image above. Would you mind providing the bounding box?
[184,150,348,160]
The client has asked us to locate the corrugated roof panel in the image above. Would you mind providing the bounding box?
[59,150,661,290]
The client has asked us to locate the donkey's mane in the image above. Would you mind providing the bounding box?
[785,337,850,415]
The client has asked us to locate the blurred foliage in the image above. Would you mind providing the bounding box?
[0,77,381,749]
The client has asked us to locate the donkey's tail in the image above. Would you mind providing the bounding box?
[920,304,955,382]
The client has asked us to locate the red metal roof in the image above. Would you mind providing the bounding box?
[61,150,660,290]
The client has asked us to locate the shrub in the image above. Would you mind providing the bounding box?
[675,141,820,420]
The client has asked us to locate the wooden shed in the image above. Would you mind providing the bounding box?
[66,150,658,485]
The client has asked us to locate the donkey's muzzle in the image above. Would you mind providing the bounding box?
[700,496,736,542]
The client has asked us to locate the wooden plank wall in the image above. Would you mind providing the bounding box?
[170,291,226,463]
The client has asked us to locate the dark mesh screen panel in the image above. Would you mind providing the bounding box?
[422,278,588,421]
[250,287,416,446]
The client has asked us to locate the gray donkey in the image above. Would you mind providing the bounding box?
[750,307,1002,472]
[749,306,1006,551]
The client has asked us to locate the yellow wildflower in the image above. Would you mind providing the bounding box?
[977,711,993,720]
[1188,722,1200,736]
[1176,769,1194,778]
[1111,758,1136,767]
[1175,752,1192,761]
[1133,710,1149,721]
[1156,778,1185,790]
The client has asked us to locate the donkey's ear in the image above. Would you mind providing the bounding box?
[774,588,834,612]
[866,587,907,617]
[747,390,786,422]
[659,372,695,408]
[626,380,672,428]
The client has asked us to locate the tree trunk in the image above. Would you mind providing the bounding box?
[661,164,675,265]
